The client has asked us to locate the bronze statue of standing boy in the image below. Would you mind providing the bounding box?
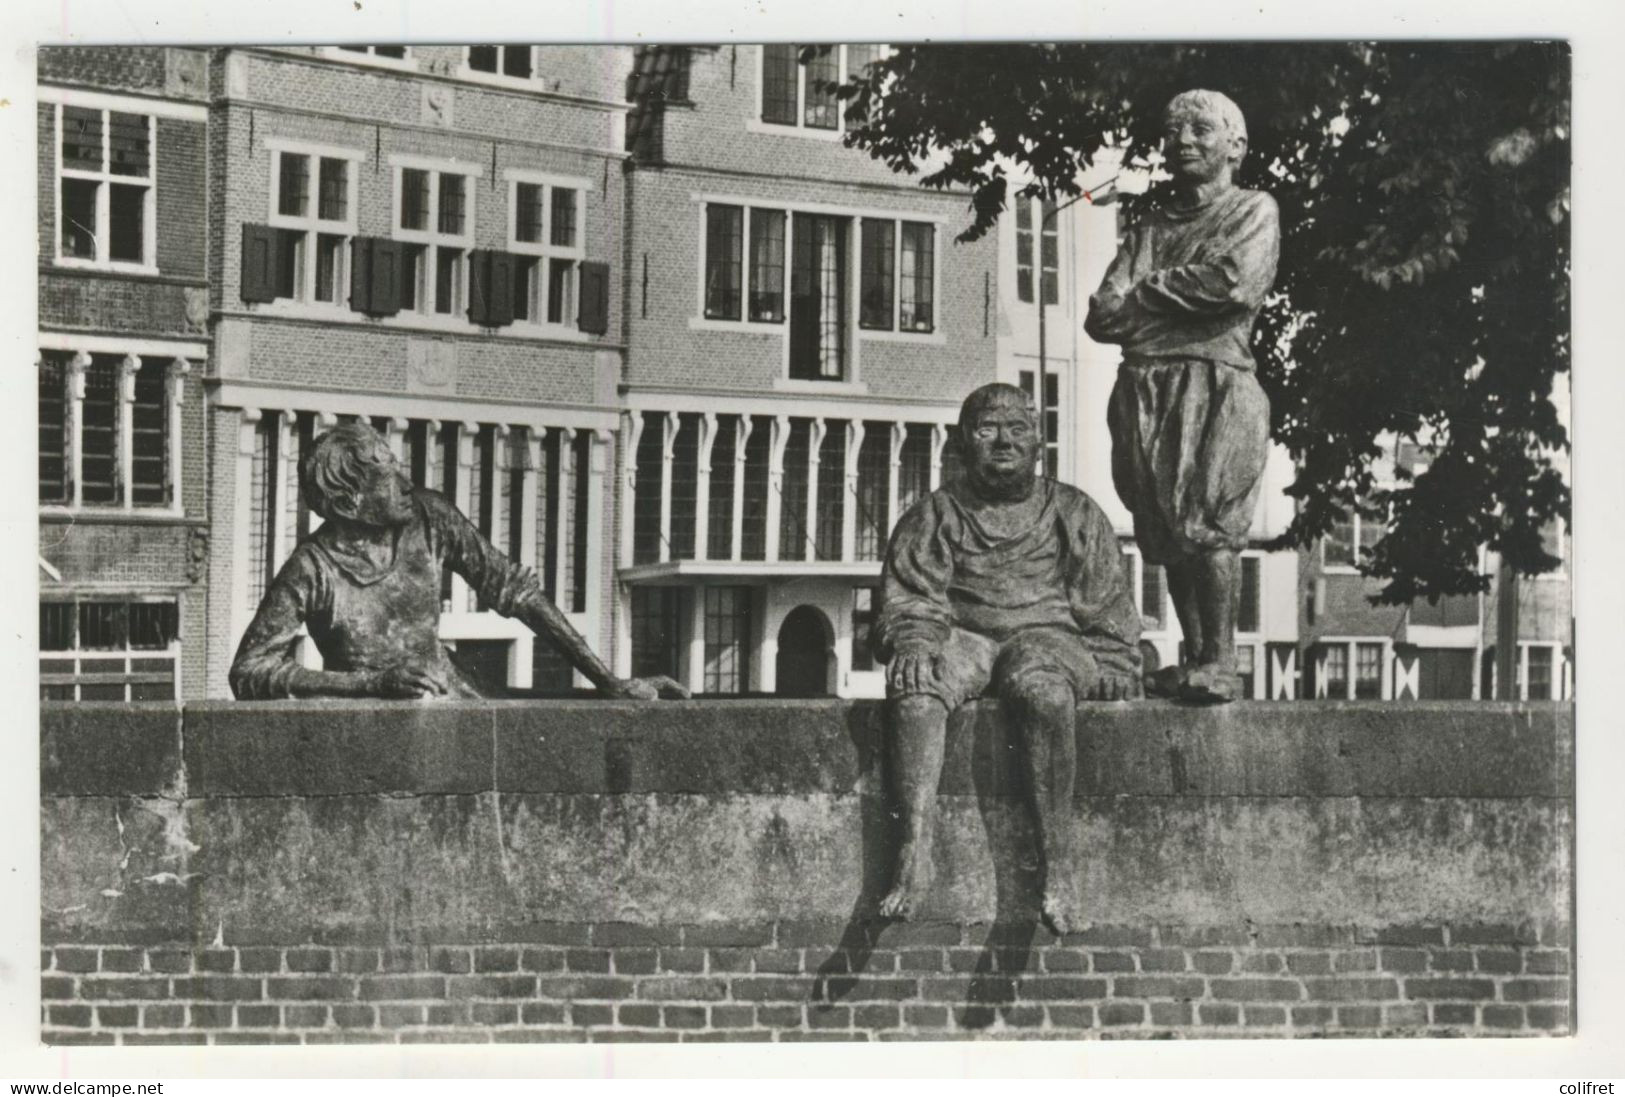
[1086,89,1281,703]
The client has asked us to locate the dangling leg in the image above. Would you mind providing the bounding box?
[879,694,949,920]
[1005,670,1079,935]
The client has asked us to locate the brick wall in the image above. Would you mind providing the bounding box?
[156,118,208,279]
[624,166,996,401]
[39,921,1571,1045]
[39,273,206,338]
[38,47,170,95]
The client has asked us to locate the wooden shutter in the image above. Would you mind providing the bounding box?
[578,260,610,335]
[485,251,515,328]
[467,249,490,326]
[468,251,517,329]
[349,237,374,313]
[240,224,277,303]
[349,237,402,317]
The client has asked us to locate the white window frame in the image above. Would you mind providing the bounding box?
[52,102,158,274]
[39,595,183,702]
[390,155,482,329]
[36,337,197,518]
[1012,195,1064,309]
[1320,512,1378,575]
[1515,640,1564,701]
[459,45,542,90]
[264,139,364,312]
[1237,548,1265,637]
[751,45,890,140]
[504,169,591,337]
[320,45,418,72]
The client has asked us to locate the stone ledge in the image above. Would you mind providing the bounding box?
[41,700,1574,799]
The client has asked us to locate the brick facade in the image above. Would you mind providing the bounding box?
[39,921,1571,1044]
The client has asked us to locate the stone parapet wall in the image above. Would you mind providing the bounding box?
[40,700,1574,1043]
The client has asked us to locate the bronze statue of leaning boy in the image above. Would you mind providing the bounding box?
[231,421,687,702]
[873,383,1143,935]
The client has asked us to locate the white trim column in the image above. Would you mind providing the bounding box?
[586,428,612,667]
[686,582,707,697]
[232,407,264,645]
[765,414,790,562]
[805,417,827,563]
[929,422,949,491]
[657,413,678,564]
[732,415,752,562]
[695,412,718,561]
[117,355,139,511]
[166,358,189,513]
[554,427,577,612]
[67,351,90,510]
[842,420,864,564]
[619,413,644,571]
[269,409,293,572]
[384,416,409,462]
[887,421,905,533]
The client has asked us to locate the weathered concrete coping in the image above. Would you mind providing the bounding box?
[41,700,1574,800]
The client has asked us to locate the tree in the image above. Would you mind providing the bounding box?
[834,43,1570,604]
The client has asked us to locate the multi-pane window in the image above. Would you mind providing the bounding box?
[851,586,878,672]
[859,219,935,334]
[748,209,787,323]
[814,422,846,561]
[758,45,883,132]
[1521,643,1556,701]
[1324,513,1382,569]
[1323,644,1349,700]
[897,423,933,516]
[789,212,847,380]
[38,351,182,510]
[779,419,813,559]
[1018,369,1060,478]
[509,177,584,327]
[1354,642,1384,699]
[703,586,753,694]
[40,598,179,701]
[1238,555,1262,634]
[56,105,154,268]
[268,147,359,306]
[669,414,702,562]
[467,46,534,80]
[395,164,475,317]
[854,423,890,561]
[1235,644,1257,700]
[632,414,665,566]
[1015,198,1059,306]
[331,46,411,64]
[704,204,744,321]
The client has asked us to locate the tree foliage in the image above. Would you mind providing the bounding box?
[833,42,1570,603]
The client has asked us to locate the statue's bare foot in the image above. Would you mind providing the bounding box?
[1180,662,1241,705]
[878,852,930,921]
[1040,891,1079,937]
[1145,665,1188,698]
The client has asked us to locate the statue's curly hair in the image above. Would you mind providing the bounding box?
[300,421,395,520]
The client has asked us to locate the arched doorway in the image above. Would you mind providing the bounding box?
[776,605,834,697]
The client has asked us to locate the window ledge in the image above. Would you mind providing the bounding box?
[52,259,161,278]
[317,49,419,73]
[745,119,845,142]
[40,507,195,525]
[456,65,551,94]
[773,378,870,397]
[1320,565,1362,576]
[229,304,607,347]
[687,317,782,335]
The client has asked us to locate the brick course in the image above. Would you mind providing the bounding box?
[41,923,1572,1044]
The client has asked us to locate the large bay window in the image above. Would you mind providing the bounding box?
[55,104,155,270]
